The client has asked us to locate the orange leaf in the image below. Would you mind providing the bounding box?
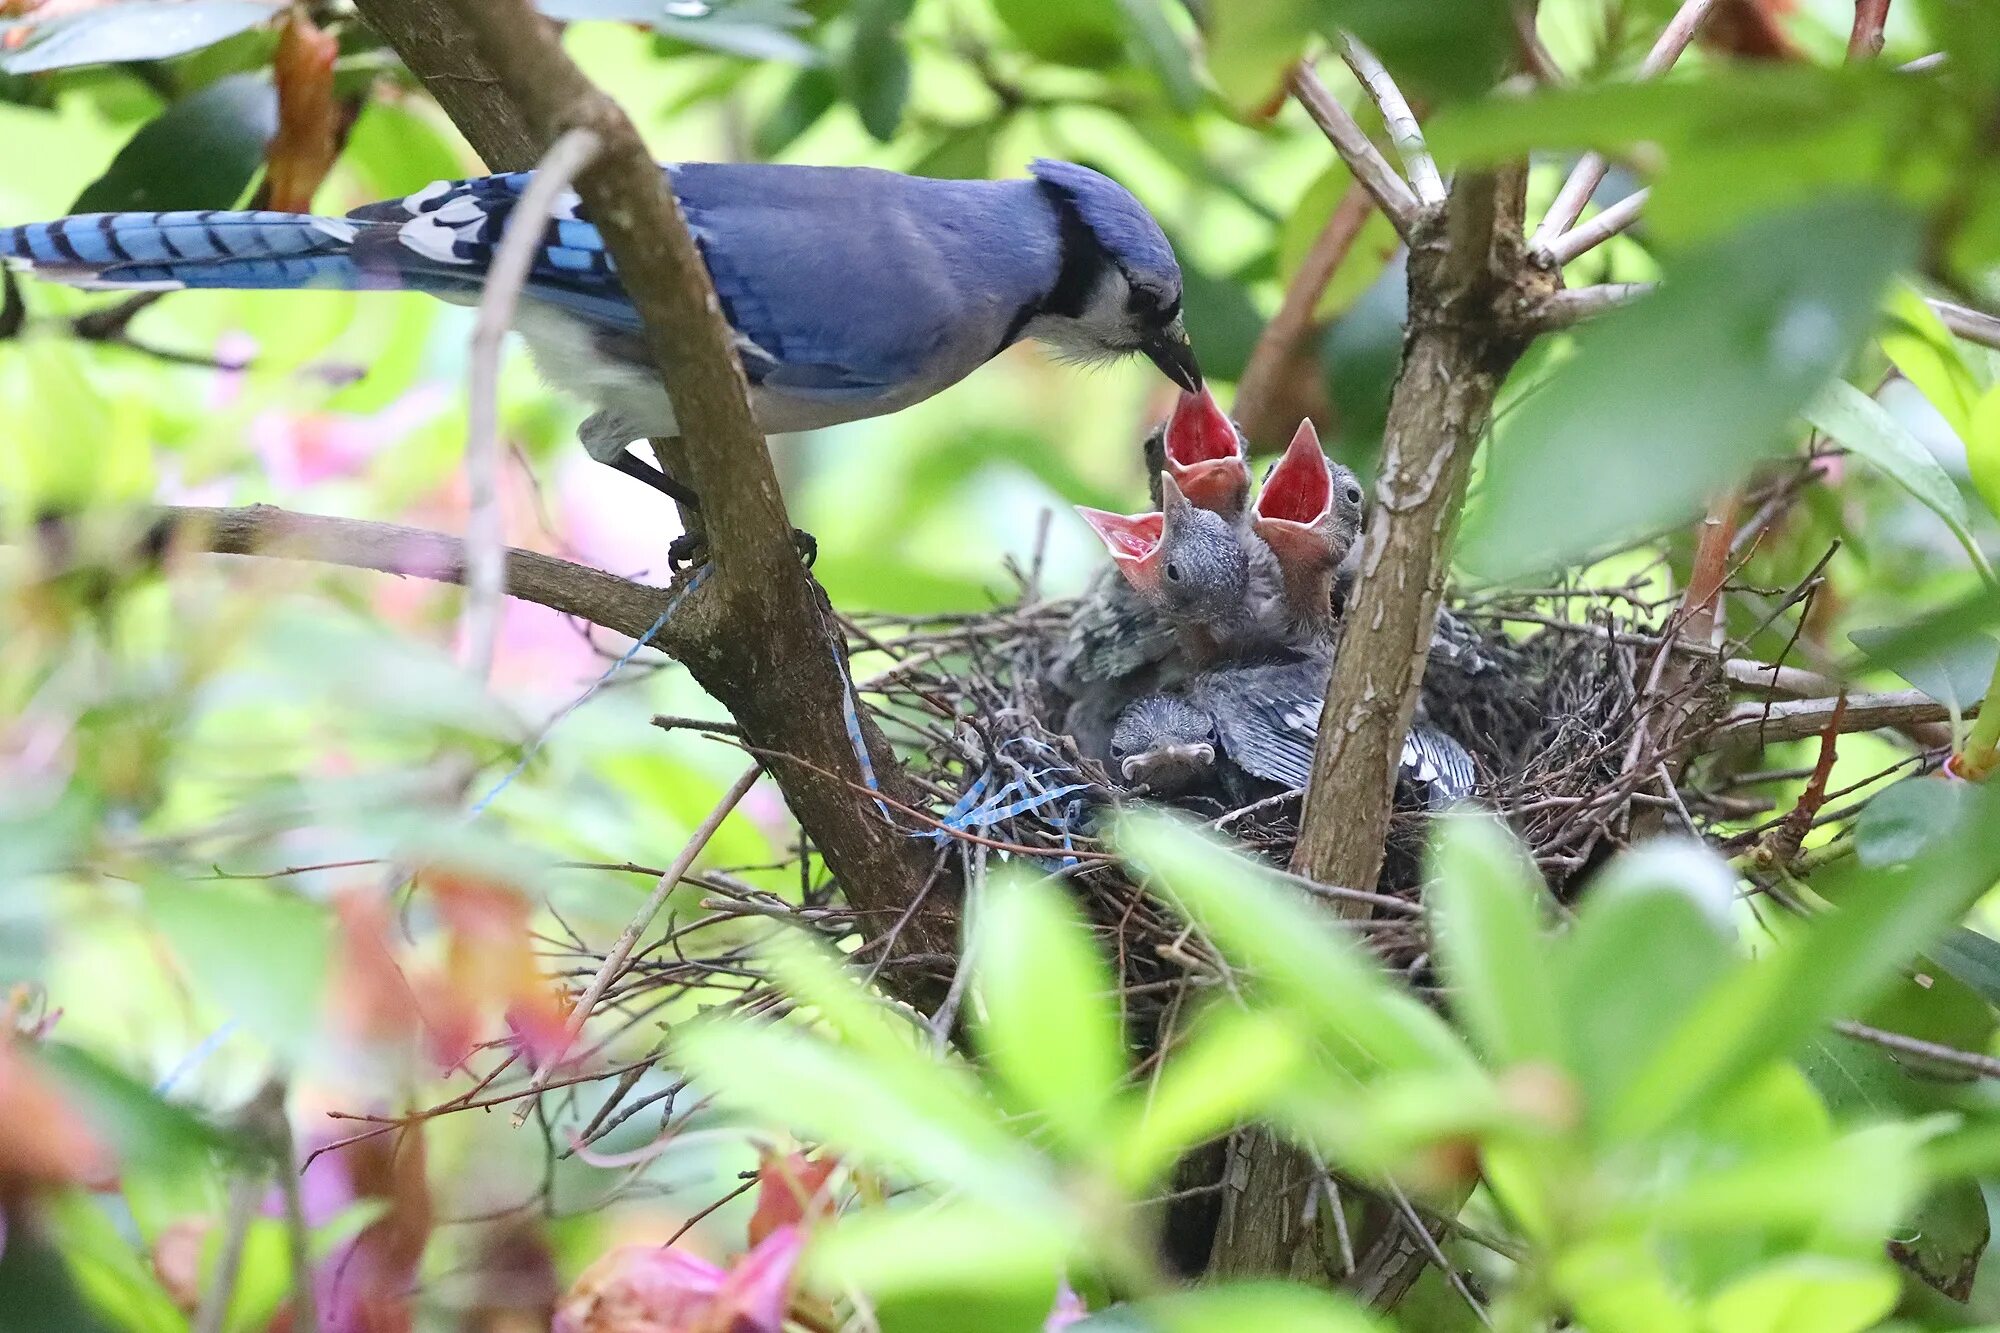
[265,10,340,213]
[746,1151,839,1246]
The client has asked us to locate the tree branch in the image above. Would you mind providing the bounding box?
[1544,187,1648,266]
[346,0,953,974]
[1289,65,1422,238]
[1337,35,1445,205]
[1710,689,1968,745]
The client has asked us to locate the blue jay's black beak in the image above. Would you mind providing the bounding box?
[1143,318,1202,393]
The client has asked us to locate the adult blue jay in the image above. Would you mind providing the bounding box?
[0,160,1200,511]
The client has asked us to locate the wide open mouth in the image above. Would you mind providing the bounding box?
[1255,420,1332,527]
[1163,386,1239,468]
[1076,506,1165,592]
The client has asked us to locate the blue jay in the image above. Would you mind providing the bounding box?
[1110,651,1479,810]
[0,160,1200,512]
[1250,419,1365,641]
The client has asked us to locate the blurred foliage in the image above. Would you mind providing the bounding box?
[1,0,2000,1330]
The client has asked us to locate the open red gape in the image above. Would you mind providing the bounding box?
[1256,420,1332,526]
[1076,507,1165,592]
[1163,386,1239,467]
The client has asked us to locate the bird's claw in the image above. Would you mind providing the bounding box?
[666,527,819,573]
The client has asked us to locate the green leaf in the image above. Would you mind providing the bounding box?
[1466,198,1920,578]
[804,1200,1078,1301]
[1881,285,1984,441]
[1427,814,1563,1068]
[1890,1178,1989,1301]
[38,1044,235,1177]
[971,871,1127,1155]
[1636,1121,1929,1243]
[1856,777,1969,867]
[540,0,821,62]
[1205,0,1313,108]
[1323,0,1513,103]
[1,1,278,74]
[840,0,911,141]
[755,66,840,159]
[1849,624,1998,712]
[1126,1280,1387,1332]
[1114,0,1200,110]
[1704,1255,1899,1333]
[1969,385,2000,524]
[1109,1006,1305,1190]
[674,1017,1060,1215]
[1278,165,1402,323]
[72,74,275,215]
[1556,845,1758,1192]
[36,1195,178,1333]
[144,879,330,1053]
[1606,783,2000,1140]
[1113,811,1475,1080]
[993,0,1127,68]
[1929,925,2000,1008]
[1802,377,1991,579]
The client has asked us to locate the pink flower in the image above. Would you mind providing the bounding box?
[554,1225,803,1333]
[1046,1282,1089,1330]
[250,386,448,492]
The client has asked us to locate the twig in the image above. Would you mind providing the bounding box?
[1515,282,1655,332]
[1834,1019,2000,1079]
[1389,1184,1491,1329]
[1338,35,1444,204]
[465,126,601,681]
[1289,64,1421,237]
[192,1173,263,1333]
[1529,0,1718,248]
[1544,187,1648,266]
[1848,0,1892,61]
[1511,2,1566,83]
[511,763,763,1124]
[1929,299,2000,353]
[1234,183,1375,443]
[1710,690,1968,745]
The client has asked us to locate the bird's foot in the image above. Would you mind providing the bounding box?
[666,527,817,573]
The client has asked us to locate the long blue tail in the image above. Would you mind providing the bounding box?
[0,210,399,291]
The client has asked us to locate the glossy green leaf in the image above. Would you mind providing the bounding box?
[72,74,275,215]
[1969,385,2000,523]
[1322,0,1512,103]
[1114,811,1475,1079]
[38,1043,234,1177]
[971,870,1126,1154]
[1803,377,1990,578]
[1881,285,1984,441]
[1704,1255,1898,1333]
[1,1,278,74]
[1606,783,2000,1140]
[841,0,911,141]
[674,1017,1059,1214]
[1856,776,1969,867]
[1466,198,1919,578]
[1556,841,1739,1133]
[1848,624,1998,712]
[1929,925,2000,1008]
[993,0,1127,68]
[1205,0,1313,108]
[1126,1281,1386,1332]
[1428,814,1563,1068]
[1114,0,1200,110]
[805,1200,1079,1300]
[1110,1005,1305,1189]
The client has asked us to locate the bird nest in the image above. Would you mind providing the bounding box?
[839,565,1707,994]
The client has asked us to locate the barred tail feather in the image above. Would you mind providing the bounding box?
[0,210,394,292]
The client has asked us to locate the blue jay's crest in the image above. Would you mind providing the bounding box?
[1028,159,1181,304]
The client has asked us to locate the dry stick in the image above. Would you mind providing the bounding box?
[1834,1019,2000,1079]
[1848,0,1892,61]
[1930,299,2000,353]
[1338,35,1445,204]
[1544,187,1649,266]
[511,763,762,1125]
[1711,689,1969,744]
[1529,0,1719,249]
[1233,183,1376,443]
[465,126,601,681]
[1289,64,1421,237]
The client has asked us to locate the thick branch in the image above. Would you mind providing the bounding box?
[1711,690,1969,745]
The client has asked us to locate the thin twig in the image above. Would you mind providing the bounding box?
[1929,299,2000,353]
[465,127,602,681]
[1289,64,1421,237]
[1544,187,1648,266]
[1515,282,1655,332]
[511,763,762,1124]
[192,1173,263,1333]
[1529,0,1718,248]
[1835,1019,2000,1079]
[1338,35,1444,204]
[1848,0,1891,61]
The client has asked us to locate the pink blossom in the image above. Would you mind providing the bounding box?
[250,385,449,492]
[554,1225,803,1333]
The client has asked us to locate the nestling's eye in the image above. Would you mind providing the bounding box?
[1164,561,1184,583]
[1345,483,1364,505]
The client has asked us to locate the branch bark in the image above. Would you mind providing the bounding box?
[341,3,952,972]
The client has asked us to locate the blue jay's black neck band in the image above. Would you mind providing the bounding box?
[1037,182,1113,322]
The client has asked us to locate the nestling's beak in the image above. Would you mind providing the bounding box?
[1076,505,1166,595]
[1141,315,1202,393]
[1254,419,1338,572]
